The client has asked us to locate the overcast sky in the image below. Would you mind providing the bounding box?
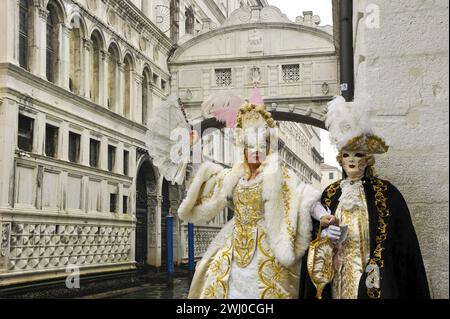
[267,0,339,168]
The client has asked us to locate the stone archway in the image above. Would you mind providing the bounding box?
[135,156,159,267]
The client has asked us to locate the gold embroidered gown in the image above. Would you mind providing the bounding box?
[331,179,371,299]
[189,175,300,299]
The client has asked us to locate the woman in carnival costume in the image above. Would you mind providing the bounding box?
[178,98,329,299]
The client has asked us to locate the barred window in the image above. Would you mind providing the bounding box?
[45,124,59,158]
[110,193,117,213]
[123,196,128,214]
[68,132,81,163]
[282,64,300,83]
[89,139,100,168]
[18,114,34,152]
[215,68,232,87]
[108,145,116,172]
[123,150,129,176]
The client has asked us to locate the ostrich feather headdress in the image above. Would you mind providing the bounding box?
[325,96,389,154]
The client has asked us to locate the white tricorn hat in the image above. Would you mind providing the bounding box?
[325,96,389,154]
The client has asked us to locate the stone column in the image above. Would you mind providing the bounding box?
[60,121,69,161]
[100,50,109,108]
[0,0,17,63]
[155,193,163,267]
[0,98,18,208]
[302,62,313,97]
[129,147,137,178]
[35,112,46,156]
[82,38,92,99]
[202,69,211,100]
[268,64,279,97]
[30,4,49,78]
[134,72,143,123]
[99,136,108,171]
[80,128,90,166]
[59,23,71,90]
[116,142,124,175]
[118,62,125,115]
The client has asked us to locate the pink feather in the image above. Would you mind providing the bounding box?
[213,107,239,128]
[249,87,264,105]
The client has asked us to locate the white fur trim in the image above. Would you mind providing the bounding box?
[178,161,245,224]
[294,183,321,259]
[261,154,304,267]
[177,161,223,223]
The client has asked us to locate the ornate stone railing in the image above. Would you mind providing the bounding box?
[1,221,132,273]
[180,224,222,262]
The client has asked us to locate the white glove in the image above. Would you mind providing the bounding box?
[311,202,331,221]
[321,225,342,242]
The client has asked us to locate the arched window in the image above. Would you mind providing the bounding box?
[90,31,103,103]
[69,17,83,94]
[123,54,133,118]
[142,67,151,125]
[19,0,32,70]
[46,1,62,84]
[107,43,120,111]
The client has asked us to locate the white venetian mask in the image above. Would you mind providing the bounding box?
[244,128,268,164]
[341,150,368,180]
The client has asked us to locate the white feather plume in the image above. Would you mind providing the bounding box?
[325,96,388,152]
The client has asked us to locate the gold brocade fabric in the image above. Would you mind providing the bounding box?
[332,182,371,299]
[232,181,264,267]
[189,177,300,299]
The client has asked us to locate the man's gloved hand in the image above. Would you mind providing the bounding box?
[321,225,342,242]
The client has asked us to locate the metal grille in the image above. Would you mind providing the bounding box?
[282,64,300,83]
[215,68,232,86]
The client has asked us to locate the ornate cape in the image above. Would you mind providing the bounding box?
[299,177,431,299]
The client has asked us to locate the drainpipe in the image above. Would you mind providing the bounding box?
[339,0,354,102]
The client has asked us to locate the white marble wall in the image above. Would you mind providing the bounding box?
[351,0,449,298]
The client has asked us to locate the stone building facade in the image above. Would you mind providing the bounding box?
[320,163,342,191]
[333,0,449,298]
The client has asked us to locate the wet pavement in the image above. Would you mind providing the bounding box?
[1,267,193,299]
[82,272,191,299]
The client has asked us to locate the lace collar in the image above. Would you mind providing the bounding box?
[338,178,365,210]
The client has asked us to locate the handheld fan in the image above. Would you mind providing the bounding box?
[147,94,191,185]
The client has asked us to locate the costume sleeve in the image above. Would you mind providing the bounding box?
[294,183,321,259]
[389,183,431,299]
[177,161,230,224]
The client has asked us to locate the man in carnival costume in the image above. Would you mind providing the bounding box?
[300,96,430,299]
[177,99,329,299]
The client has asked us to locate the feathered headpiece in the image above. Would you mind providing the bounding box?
[325,96,389,154]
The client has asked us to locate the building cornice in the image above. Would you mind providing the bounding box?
[0,63,148,147]
[109,0,173,51]
[169,22,336,63]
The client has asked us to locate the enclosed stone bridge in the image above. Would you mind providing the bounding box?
[169,5,339,130]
